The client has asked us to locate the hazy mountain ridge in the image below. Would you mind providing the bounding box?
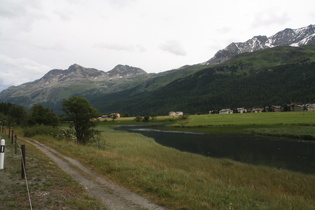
[0,64,151,106]
[205,25,315,65]
[40,63,148,86]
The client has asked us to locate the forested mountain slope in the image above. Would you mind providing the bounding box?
[89,45,315,115]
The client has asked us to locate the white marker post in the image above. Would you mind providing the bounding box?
[0,139,5,169]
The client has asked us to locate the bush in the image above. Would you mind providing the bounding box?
[179,114,190,120]
[60,128,77,142]
[23,125,60,138]
[143,116,150,122]
[135,116,143,122]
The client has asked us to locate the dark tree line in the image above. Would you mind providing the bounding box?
[0,102,59,127]
[1,97,100,145]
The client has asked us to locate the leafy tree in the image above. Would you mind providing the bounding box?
[62,96,99,144]
[8,104,28,126]
[179,114,190,120]
[112,114,118,121]
[150,113,158,120]
[29,104,59,126]
[122,113,130,117]
[135,116,142,122]
[143,116,149,122]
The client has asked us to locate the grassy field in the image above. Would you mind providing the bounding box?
[174,111,315,126]
[103,112,315,140]
[99,111,315,126]
[27,119,315,209]
[156,112,315,140]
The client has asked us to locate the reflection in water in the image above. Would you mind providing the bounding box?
[117,126,315,174]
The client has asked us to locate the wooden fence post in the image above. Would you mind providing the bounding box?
[21,145,26,179]
[11,130,14,144]
[14,135,18,155]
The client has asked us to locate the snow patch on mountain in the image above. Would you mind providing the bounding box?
[204,24,315,65]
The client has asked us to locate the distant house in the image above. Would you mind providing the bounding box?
[236,107,247,113]
[110,113,121,118]
[306,104,315,112]
[287,104,304,112]
[271,105,283,112]
[169,111,184,116]
[219,109,233,114]
[251,108,263,113]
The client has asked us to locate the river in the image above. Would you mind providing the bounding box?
[116,125,315,174]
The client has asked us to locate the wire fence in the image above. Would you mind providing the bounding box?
[1,128,33,210]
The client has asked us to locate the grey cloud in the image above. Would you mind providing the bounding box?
[53,9,72,21]
[159,40,187,56]
[0,0,42,18]
[252,12,290,28]
[107,0,139,9]
[0,54,50,86]
[216,27,233,34]
[0,1,27,18]
[0,83,9,92]
[97,43,146,52]
[0,0,47,32]
[35,42,67,52]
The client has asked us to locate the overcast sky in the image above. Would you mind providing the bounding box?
[0,0,314,89]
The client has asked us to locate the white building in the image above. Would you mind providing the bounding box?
[169,111,184,116]
[219,109,233,114]
[236,107,247,113]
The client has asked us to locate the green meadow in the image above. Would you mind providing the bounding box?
[20,111,315,209]
[174,111,315,126]
[166,112,315,140]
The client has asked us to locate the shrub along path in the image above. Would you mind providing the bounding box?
[20,136,166,210]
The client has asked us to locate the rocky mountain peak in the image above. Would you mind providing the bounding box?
[40,64,108,86]
[68,63,82,71]
[205,24,315,65]
[68,64,106,77]
[108,64,147,78]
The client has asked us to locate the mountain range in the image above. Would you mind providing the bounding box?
[0,24,314,115]
[204,24,315,65]
[0,64,151,107]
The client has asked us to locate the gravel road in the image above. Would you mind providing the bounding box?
[21,137,167,210]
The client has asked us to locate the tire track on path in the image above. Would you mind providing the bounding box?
[21,137,167,210]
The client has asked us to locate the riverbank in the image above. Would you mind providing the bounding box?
[155,112,315,141]
[117,125,315,174]
[26,125,315,209]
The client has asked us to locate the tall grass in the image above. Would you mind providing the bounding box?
[23,125,60,138]
[31,125,315,209]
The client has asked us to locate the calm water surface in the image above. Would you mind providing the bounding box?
[116,125,315,174]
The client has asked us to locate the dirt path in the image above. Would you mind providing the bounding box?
[20,137,167,210]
